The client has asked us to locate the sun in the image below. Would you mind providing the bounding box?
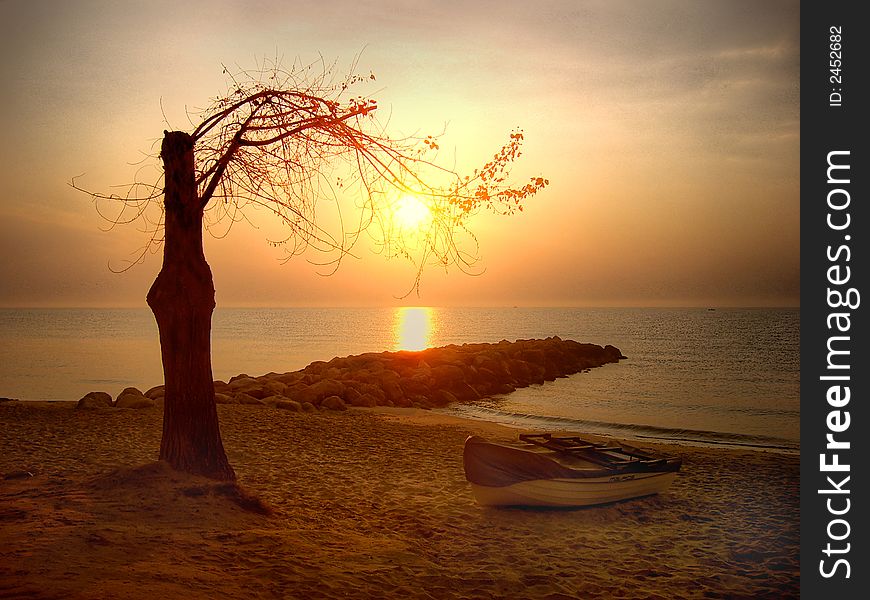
[393,195,432,232]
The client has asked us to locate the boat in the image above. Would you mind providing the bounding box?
[463,433,681,508]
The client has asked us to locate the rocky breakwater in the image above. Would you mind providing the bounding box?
[77,337,625,412]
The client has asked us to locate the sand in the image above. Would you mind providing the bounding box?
[0,401,799,599]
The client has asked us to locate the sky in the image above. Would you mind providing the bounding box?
[0,0,799,308]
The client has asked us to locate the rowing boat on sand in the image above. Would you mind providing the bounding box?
[463,433,681,508]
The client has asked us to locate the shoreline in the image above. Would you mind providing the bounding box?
[1,400,799,598]
[6,398,801,454]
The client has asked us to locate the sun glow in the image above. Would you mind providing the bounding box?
[394,306,435,351]
[393,195,433,232]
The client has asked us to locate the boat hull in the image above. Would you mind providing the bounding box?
[469,471,678,507]
[463,435,680,508]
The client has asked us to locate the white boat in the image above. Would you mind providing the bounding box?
[463,433,681,508]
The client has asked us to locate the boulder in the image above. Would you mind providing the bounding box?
[76,391,113,410]
[605,344,627,361]
[380,378,405,405]
[115,388,155,409]
[237,385,268,399]
[400,373,431,397]
[182,338,624,414]
[261,380,288,397]
[144,385,165,400]
[344,381,385,404]
[507,359,532,384]
[431,364,466,387]
[276,398,302,412]
[451,383,482,402]
[295,379,345,406]
[342,386,363,405]
[274,372,305,386]
[300,402,317,413]
[235,392,264,406]
[260,395,284,408]
[348,393,378,408]
[322,367,343,380]
[430,389,458,407]
[408,394,433,408]
[228,377,258,391]
[321,395,347,411]
[391,395,413,408]
[493,382,517,395]
[303,360,328,375]
[215,393,236,404]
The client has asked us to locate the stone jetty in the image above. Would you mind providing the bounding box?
[80,337,625,411]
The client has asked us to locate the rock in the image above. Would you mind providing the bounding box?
[321,395,347,411]
[450,383,481,402]
[400,373,431,397]
[3,470,35,480]
[276,399,302,411]
[299,373,319,386]
[605,344,628,360]
[261,380,288,397]
[76,391,113,409]
[215,393,236,404]
[433,389,457,407]
[507,359,532,384]
[391,395,413,408]
[228,376,258,391]
[408,394,432,408]
[115,388,155,409]
[144,385,165,400]
[431,364,466,386]
[494,382,517,395]
[197,338,624,413]
[322,367,343,380]
[295,379,345,406]
[303,360,328,375]
[259,395,282,408]
[344,381,385,404]
[116,395,155,409]
[376,371,405,404]
[342,386,363,405]
[274,372,304,386]
[235,393,265,406]
[238,385,269,399]
[347,393,378,408]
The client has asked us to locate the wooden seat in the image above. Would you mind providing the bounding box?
[518,433,675,472]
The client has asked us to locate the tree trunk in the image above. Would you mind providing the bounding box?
[146,130,236,481]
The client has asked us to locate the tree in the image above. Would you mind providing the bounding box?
[78,61,547,480]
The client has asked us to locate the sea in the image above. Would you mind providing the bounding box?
[0,307,799,452]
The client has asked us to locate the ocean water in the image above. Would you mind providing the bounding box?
[0,307,799,450]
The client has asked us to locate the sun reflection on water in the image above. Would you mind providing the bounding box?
[394,307,434,351]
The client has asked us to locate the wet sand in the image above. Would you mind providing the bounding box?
[0,401,799,599]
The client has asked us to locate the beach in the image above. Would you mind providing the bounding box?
[0,401,798,599]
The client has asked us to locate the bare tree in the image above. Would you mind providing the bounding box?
[77,61,547,480]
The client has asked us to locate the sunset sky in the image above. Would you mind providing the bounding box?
[0,0,799,308]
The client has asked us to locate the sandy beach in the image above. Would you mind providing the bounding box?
[0,401,799,599]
